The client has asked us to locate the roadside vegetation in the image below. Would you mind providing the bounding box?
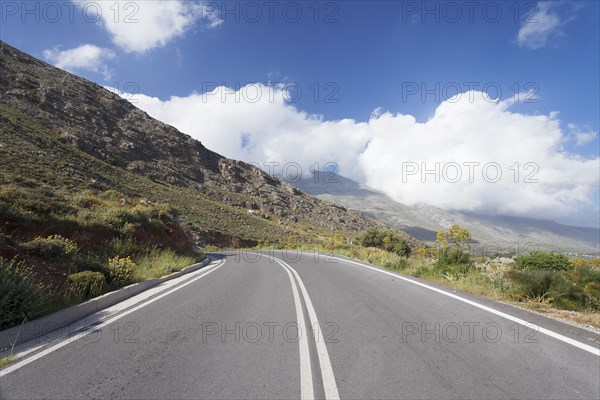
[0,356,15,368]
[0,188,204,331]
[1,101,597,333]
[249,225,600,329]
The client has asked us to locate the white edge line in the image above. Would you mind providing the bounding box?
[274,259,315,400]
[0,260,226,377]
[332,256,600,357]
[276,258,340,400]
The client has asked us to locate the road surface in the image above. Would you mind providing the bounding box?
[1,251,599,399]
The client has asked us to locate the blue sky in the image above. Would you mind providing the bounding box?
[2,1,599,226]
[3,1,599,132]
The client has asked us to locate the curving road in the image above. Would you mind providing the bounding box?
[1,251,599,399]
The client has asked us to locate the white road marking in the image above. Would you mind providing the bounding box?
[332,256,600,357]
[4,262,218,361]
[274,258,315,400]
[275,258,340,400]
[0,259,226,377]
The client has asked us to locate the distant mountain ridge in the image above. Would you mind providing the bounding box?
[291,172,600,255]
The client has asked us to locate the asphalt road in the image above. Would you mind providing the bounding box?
[1,251,599,399]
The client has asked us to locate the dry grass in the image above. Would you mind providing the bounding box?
[518,301,600,330]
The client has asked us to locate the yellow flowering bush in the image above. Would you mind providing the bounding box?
[48,235,78,255]
[570,258,588,268]
[108,256,136,287]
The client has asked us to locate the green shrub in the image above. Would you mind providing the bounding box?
[0,232,17,247]
[194,251,206,263]
[21,235,78,258]
[100,208,138,230]
[99,204,167,234]
[108,237,138,258]
[120,222,137,236]
[565,265,600,286]
[147,219,166,234]
[107,256,135,287]
[0,200,27,222]
[583,282,600,310]
[74,258,109,280]
[564,266,600,311]
[509,267,600,311]
[76,208,96,223]
[435,248,473,276]
[359,228,411,256]
[0,258,46,330]
[438,247,471,265]
[380,254,408,271]
[22,239,62,258]
[509,270,564,301]
[72,192,103,209]
[99,189,125,202]
[513,251,571,271]
[0,185,73,221]
[551,281,588,311]
[67,271,107,300]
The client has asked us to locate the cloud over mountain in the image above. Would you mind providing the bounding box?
[43,44,115,79]
[119,85,599,226]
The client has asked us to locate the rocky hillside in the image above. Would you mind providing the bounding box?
[0,40,382,244]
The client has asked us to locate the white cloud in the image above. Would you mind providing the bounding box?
[43,44,115,79]
[113,85,599,225]
[75,1,221,54]
[568,123,598,146]
[517,2,571,49]
[358,94,598,221]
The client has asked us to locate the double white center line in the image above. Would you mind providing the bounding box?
[274,257,340,400]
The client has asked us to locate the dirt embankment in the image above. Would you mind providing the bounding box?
[0,216,197,291]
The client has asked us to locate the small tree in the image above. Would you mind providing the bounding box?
[448,224,472,251]
[436,224,472,252]
[435,224,473,274]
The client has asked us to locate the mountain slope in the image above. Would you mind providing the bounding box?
[292,172,600,255]
[0,40,382,245]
